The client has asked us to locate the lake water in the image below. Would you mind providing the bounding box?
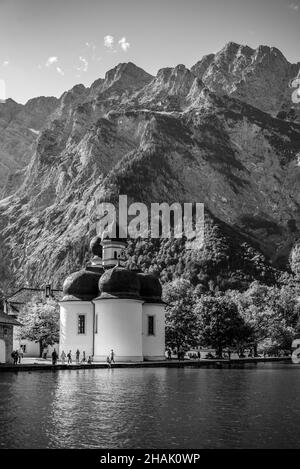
[1,363,300,449]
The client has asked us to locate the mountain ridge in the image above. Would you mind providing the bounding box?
[0,42,299,293]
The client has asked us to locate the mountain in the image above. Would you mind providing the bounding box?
[0,43,299,293]
[191,42,300,120]
[0,96,59,196]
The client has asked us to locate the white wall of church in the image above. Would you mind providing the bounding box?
[142,303,165,360]
[59,301,93,357]
[94,299,144,361]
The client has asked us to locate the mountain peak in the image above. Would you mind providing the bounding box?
[101,62,153,93]
[221,41,255,57]
[0,98,23,121]
[223,41,242,51]
[190,41,296,116]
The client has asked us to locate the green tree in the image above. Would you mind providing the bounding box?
[195,294,250,358]
[17,298,60,357]
[163,279,199,355]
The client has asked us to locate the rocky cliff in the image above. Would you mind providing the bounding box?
[0,96,59,196]
[0,43,299,293]
[191,42,300,120]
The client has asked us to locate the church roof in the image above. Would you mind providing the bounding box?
[5,287,63,313]
[62,269,102,301]
[97,265,142,300]
[138,273,163,303]
[61,265,164,302]
[6,287,63,303]
[61,233,163,302]
[0,313,22,326]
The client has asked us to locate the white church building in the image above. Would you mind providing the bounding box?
[59,231,166,362]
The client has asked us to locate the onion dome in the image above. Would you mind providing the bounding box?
[98,265,141,300]
[90,235,103,257]
[62,269,102,301]
[138,273,163,303]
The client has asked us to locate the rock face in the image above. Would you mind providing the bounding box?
[0,44,299,292]
[191,42,300,119]
[0,96,59,196]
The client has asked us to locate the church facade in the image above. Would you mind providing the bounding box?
[59,233,166,362]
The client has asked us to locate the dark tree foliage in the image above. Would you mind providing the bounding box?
[195,294,250,357]
[163,279,199,354]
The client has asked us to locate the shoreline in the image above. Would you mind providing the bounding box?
[0,356,292,372]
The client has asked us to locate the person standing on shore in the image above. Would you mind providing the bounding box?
[110,349,115,364]
[17,347,23,363]
[67,350,72,364]
[11,350,18,365]
[52,349,58,365]
[61,350,66,364]
[76,349,80,364]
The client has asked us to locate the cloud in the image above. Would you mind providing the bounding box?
[84,41,101,61]
[118,37,130,52]
[2,60,9,67]
[46,56,58,67]
[77,56,88,72]
[45,56,64,75]
[85,41,96,50]
[104,35,114,48]
[56,66,65,76]
[289,3,299,10]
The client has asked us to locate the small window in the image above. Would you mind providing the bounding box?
[21,344,26,353]
[148,316,155,336]
[114,251,118,259]
[78,315,86,334]
[3,327,8,336]
[95,314,98,334]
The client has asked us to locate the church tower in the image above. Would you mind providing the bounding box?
[90,220,127,269]
[101,234,126,268]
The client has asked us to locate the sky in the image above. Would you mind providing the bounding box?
[0,0,299,103]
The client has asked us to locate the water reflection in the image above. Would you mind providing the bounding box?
[1,364,300,448]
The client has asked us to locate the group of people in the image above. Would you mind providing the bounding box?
[11,347,24,365]
[106,349,115,367]
[51,349,93,365]
[166,349,201,360]
[50,349,116,366]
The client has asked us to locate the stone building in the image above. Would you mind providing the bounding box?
[0,312,21,363]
